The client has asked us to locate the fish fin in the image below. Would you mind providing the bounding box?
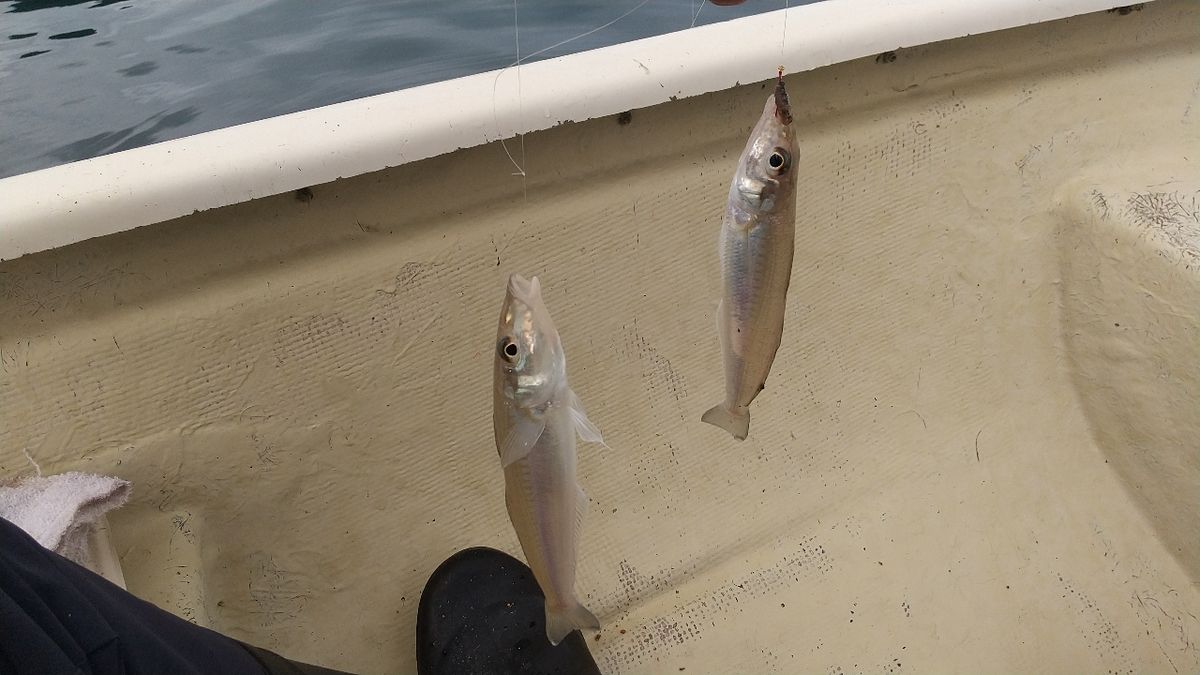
[701,404,750,441]
[715,299,725,351]
[507,274,541,302]
[498,416,546,467]
[545,601,600,646]
[716,297,742,358]
[567,389,607,448]
[504,481,517,519]
[575,483,589,525]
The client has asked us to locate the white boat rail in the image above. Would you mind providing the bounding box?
[0,0,1143,260]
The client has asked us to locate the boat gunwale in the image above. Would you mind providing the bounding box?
[0,0,1146,261]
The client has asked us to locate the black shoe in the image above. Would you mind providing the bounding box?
[416,547,601,675]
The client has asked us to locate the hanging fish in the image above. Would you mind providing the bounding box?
[702,70,798,440]
[492,273,604,645]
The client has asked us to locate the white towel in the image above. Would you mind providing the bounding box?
[0,471,131,580]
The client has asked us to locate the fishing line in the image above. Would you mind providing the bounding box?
[690,1,704,29]
[22,448,42,477]
[512,0,527,199]
[488,0,528,199]
[781,0,789,64]
[494,0,654,193]
[522,0,653,67]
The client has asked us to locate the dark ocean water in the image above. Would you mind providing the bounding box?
[0,0,810,179]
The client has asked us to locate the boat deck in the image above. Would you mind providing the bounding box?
[0,2,1197,672]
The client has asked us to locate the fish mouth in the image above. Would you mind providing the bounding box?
[737,175,775,205]
[507,274,541,301]
[737,181,764,203]
[773,74,793,125]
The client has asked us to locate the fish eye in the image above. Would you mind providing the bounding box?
[767,148,790,173]
[498,337,520,361]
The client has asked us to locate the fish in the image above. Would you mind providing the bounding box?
[492,273,604,645]
[702,71,798,441]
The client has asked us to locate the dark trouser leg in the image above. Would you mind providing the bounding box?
[0,516,350,675]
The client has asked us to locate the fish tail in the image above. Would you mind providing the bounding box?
[701,404,750,440]
[545,601,600,646]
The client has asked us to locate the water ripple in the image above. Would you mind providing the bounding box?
[0,0,796,178]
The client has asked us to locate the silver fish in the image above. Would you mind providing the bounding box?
[493,273,604,645]
[702,72,798,441]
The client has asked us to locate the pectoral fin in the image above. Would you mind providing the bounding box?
[498,415,546,467]
[568,389,607,448]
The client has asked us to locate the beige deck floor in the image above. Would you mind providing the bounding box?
[1,2,1198,673]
